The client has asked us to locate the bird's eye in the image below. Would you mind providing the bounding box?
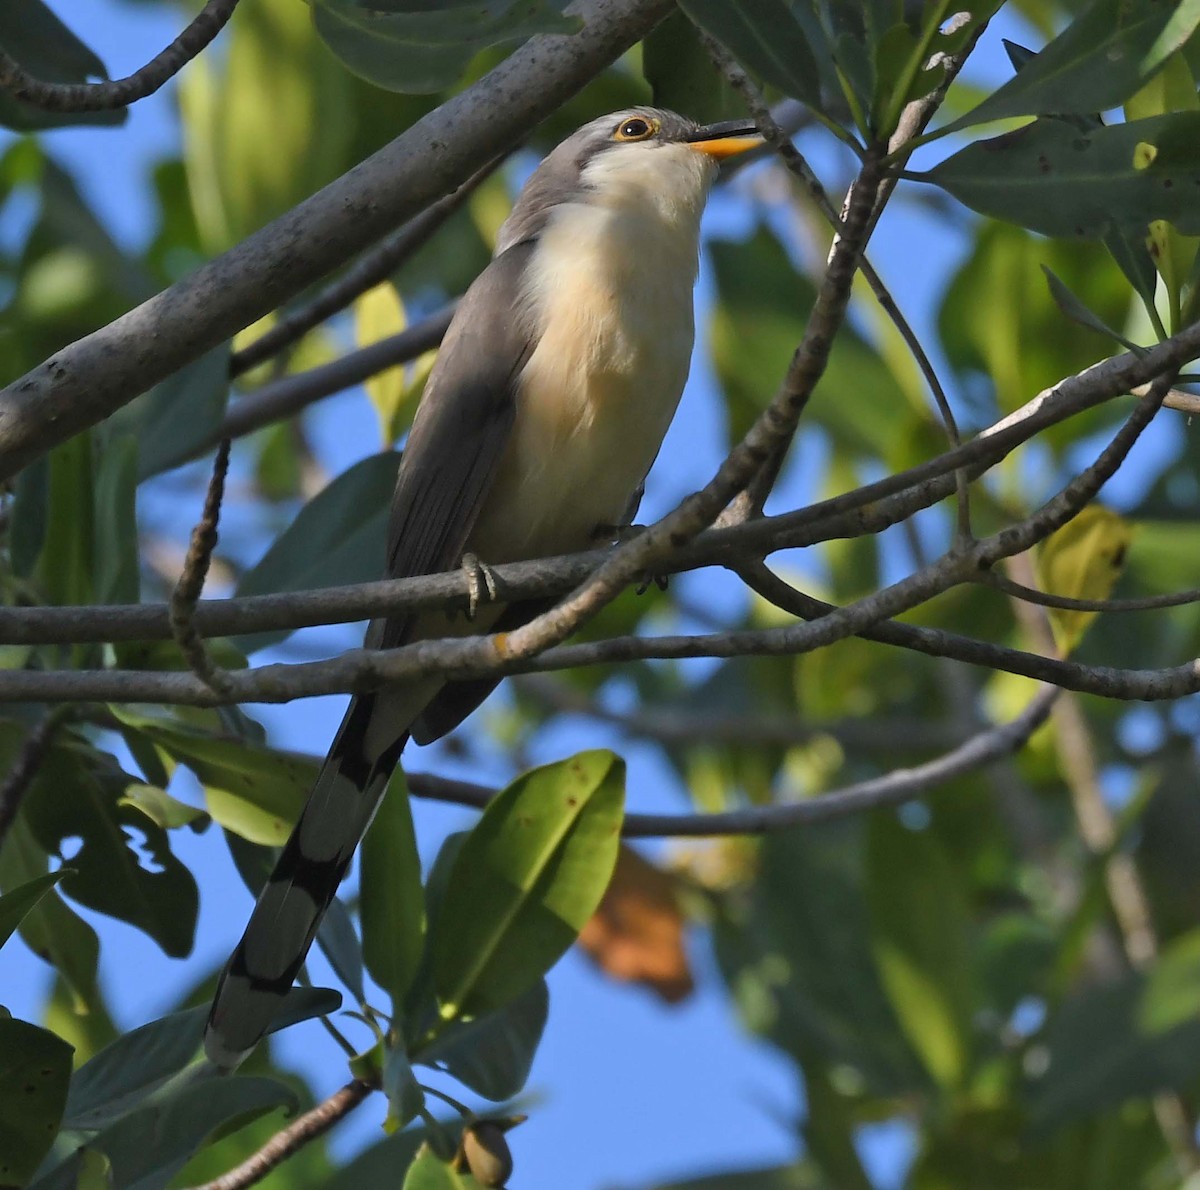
[614,116,655,141]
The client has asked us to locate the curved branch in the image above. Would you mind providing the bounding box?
[0,0,239,112]
[185,1080,373,1190]
[0,0,674,480]
[407,686,1058,836]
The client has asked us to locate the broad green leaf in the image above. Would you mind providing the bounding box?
[21,738,198,957]
[323,1126,431,1190]
[0,0,125,131]
[1035,504,1133,654]
[927,112,1200,240]
[114,713,316,845]
[643,10,740,124]
[866,812,975,1090]
[402,1145,482,1190]
[53,1075,298,1190]
[312,0,577,94]
[92,432,139,605]
[361,770,424,1008]
[63,987,339,1133]
[0,1019,73,1186]
[1138,928,1200,1034]
[944,0,1200,132]
[0,871,66,952]
[676,0,822,110]
[106,345,231,478]
[235,451,401,653]
[432,750,625,1018]
[356,281,410,447]
[416,978,547,1101]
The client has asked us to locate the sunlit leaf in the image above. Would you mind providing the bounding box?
[944,0,1200,131]
[1035,504,1133,654]
[356,280,411,447]
[432,750,625,1018]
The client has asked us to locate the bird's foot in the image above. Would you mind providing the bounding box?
[461,552,501,620]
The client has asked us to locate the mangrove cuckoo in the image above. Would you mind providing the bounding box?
[204,108,762,1068]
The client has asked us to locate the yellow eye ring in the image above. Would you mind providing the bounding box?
[614,116,658,141]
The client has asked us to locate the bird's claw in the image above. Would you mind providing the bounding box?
[461,552,500,620]
[635,571,669,595]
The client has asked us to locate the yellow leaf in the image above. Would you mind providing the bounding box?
[355,280,409,446]
[1035,505,1133,655]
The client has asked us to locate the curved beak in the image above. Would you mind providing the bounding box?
[683,119,763,160]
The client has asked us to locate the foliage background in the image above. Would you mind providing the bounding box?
[6,0,1200,1188]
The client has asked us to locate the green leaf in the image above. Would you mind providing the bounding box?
[643,10,740,124]
[0,1019,72,1185]
[402,1145,482,1190]
[323,1126,430,1190]
[361,770,425,1008]
[0,0,126,131]
[676,0,822,110]
[49,1075,298,1190]
[106,345,231,478]
[382,1043,425,1133]
[416,978,548,1101]
[312,0,577,94]
[866,812,975,1090]
[432,750,625,1018]
[1035,504,1133,654]
[117,784,210,833]
[235,451,401,653]
[944,0,1200,132]
[21,738,198,957]
[653,1169,825,1190]
[927,112,1200,240]
[92,433,140,605]
[37,431,94,609]
[0,817,101,1011]
[0,871,67,952]
[114,712,316,845]
[1139,928,1200,1034]
[317,897,366,1006]
[1041,265,1145,352]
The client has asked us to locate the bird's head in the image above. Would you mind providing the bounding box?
[498,107,762,250]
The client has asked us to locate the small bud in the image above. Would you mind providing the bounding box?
[462,1121,513,1187]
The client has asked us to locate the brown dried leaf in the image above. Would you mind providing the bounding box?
[577,845,694,1003]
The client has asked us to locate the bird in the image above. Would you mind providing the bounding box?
[203,107,762,1069]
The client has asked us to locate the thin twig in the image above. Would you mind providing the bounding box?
[407,687,1056,836]
[203,308,454,459]
[185,1080,373,1190]
[0,0,239,112]
[977,569,1200,615]
[169,440,233,695]
[0,708,74,850]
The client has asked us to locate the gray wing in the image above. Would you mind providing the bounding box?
[380,241,536,648]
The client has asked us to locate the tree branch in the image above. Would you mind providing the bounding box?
[0,0,674,479]
[407,686,1058,836]
[0,0,239,113]
[184,1079,373,1190]
[0,708,74,850]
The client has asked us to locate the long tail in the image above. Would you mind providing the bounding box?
[203,684,427,1069]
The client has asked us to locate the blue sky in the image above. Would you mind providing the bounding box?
[0,3,1134,1188]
